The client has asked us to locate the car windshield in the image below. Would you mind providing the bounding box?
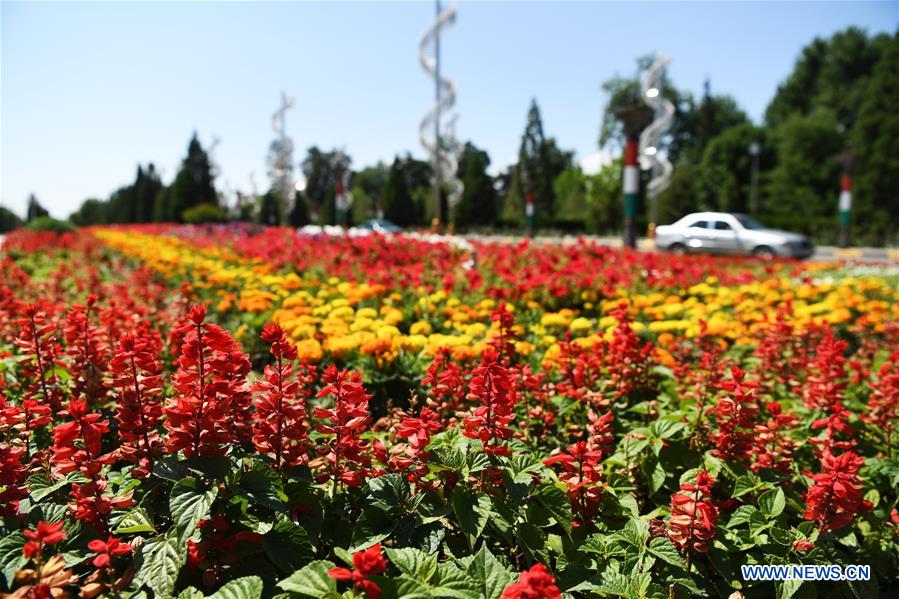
[734,215,765,230]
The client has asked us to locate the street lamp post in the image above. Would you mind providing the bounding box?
[748,142,761,215]
[612,101,653,249]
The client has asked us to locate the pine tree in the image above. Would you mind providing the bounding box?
[383,157,415,227]
[26,194,49,222]
[453,142,496,228]
[168,134,217,222]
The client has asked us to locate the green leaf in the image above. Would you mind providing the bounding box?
[759,488,786,518]
[263,521,315,574]
[27,474,68,503]
[451,489,491,549]
[0,532,27,587]
[170,477,218,543]
[113,508,157,535]
[350,504,395,551]
[776,578,803,599]
[616,518,650,549]
[464,545,515,599]
[769,526,793,546]
[176,588,204,599]
[532,483,572,532]
[727,505,758,528]
[277,560,340,598]
[386,547,438,582]
[236,467,285,511]
[732,474,764,498]
[370,473,412,506]
[647,537,684,569]
[208,576,263,599]
[135,530,187,598]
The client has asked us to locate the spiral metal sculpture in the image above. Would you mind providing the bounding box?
[419,1,463,219]
[639,53,675,224]
[272,92,296,218]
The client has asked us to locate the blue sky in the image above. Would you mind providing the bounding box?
[2,1,896,218]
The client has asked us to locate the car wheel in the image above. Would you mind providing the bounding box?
[753,246,775,259]
[670,243,687,255]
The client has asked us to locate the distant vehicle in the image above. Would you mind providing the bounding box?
[654,212,814,259]
[355,218,401,234]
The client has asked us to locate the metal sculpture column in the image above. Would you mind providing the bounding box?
[420,0,463,230]
[272,92,296,224]
[612,100,653,249]
[639,53,674,236]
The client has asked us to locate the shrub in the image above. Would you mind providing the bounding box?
[181,203,225,224]
[24,216,75,233]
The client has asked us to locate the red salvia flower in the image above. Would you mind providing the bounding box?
[463,349,516,456]
[803,450,873,531]
[501,563,562,599]
[489,302,517,363]
[708,366,760,462]
[164,304,245,458]
[252,323,315,469]
[543,441,604,524]
[328,543,388,599]
[423,347,468,419]
[313,365,372,488]
[667,470,718,554]
[62,295,108,404]
[750,401,799,473]
[109,332,165,478]
[601,304,658,403]
[863,350,899,457]
[23,521,67,558]
[804,329,856,452]
[13,304,65,413]
[51,399,111,479]
[0,442,27,517]
[87,536,132,568]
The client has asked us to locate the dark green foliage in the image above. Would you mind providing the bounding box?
[852,32,899,245]
[515,100,573,226]
[181,203,226,224]
[258,190,283,226]
[69,198,108,227]
[25,195,48,222]
[383,157,416,227]
[0,207,23,233]
[168,133,218,222]
[453,142,497,228]
[300,147,343,225]
[24,216,75,233]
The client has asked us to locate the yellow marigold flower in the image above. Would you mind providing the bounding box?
[296,338,323,362]
[410,321,432,335]
[569,317,592,335]
[376,325,401,340]
[540,313,569,328]
[515,341,535,355]
[356,307,378,320]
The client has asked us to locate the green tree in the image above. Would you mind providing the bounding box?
[300,147,341,224]
[383,157,415,227]
[695,124,772,214]
[350,162,390,224]
[766,27,890,131]
[552,167,587,228]
[852,33,899,244]
[70,198,108,226]
[134,164,162,223]
[453,142,497,228]
[168,133,218,221]
[258,189,283,225]
[0,206,23,233]
[767,110,842,218]
[515,100,573,225]
[668,82,750,165]
[585,158,623,233]
[26,194,49,222]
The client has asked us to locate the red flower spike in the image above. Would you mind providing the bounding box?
[23,521,67,558]
[252,323,315,469]
[501,563,562,599]
[109,331,165,478]
[313,365,373,488]
[87,536,132,568]
[328,543,388,599]
[164,304,247,458]
[463,349,516,456]
[803,450,873,531]
[667,470,719,554]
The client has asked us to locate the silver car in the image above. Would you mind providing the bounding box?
[654,212,814,258]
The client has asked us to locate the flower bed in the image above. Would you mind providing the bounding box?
[1,226,897,598]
